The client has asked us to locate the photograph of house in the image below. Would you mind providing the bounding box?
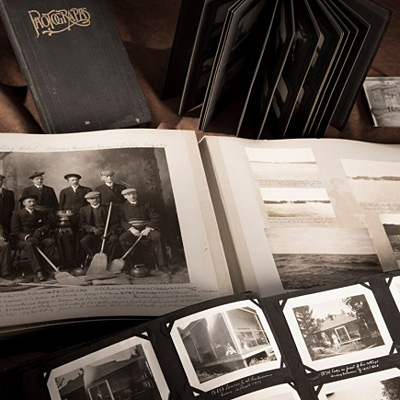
[170,300,281,391]
[55,344,161,400]
[283,285,392,370]
[293,294,384,362]
[47,337,169,400]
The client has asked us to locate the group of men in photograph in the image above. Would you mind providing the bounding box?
[0,170,172,283]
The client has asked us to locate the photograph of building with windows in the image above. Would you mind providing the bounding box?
[177,306,277,383]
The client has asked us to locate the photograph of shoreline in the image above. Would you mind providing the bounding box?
[267,227,381,289]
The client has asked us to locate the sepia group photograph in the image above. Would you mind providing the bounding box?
[0,145,189,291]
[169,300,281,392]
[47,335,169,400]
[283,285,392,370]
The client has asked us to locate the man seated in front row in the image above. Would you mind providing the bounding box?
[79,191,120,262]
[11,194,57,282]
[119,188,172,274]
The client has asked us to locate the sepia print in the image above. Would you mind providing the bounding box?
[170,300,281,392]
[0,147,189,292]
[363,77,400,127]
[284,285,392,370]
[267,227,381,290]
[47,336,169,400]
[318,368,400,400]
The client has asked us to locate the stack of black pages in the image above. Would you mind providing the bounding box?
[163,0,391,138]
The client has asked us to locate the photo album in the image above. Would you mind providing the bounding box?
[163,0,391,138]
[1,129,400,338]
[0,0,151,133]
[2,270,400,399]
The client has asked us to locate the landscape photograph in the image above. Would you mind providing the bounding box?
[246,147,323,187]
[266,227,381,289]
[341,159,400,207]
[170,300,281,392]
[284,285,392,370]
[318,368,400,399]
[261,187,335,219]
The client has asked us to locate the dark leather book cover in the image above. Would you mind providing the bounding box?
[0,0,151,133]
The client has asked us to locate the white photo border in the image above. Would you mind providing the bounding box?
[170,299,282,393]
[317,367,400,399]
[283,284,393,371]
[47,335,169,400]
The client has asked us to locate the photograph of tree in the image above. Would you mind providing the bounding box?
[293,294,384,361]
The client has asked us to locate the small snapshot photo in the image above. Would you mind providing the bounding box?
[363,77,400,127]
[388,276,400,313]
[47,336,169,400]
[233,383,301,399]
[318,368,400,399]
[170,300,281,392]
[283,285,392,371]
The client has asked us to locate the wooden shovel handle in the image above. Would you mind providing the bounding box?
[100,201,113,253]
[35,246,59,272]
[121,235,142,260]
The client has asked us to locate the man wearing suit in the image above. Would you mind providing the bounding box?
[21,171,59,214]
[118,188,171,274]
[95,170,126,205]
[59,173,92,221]
[0,174,15,234]
[79,191,120,261]
[11,194,57,281]
[0,222,12,281]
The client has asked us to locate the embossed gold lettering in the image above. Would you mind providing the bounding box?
[28,7,91,38]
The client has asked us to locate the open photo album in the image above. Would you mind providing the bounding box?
[2,270,400,399]
[0,128,400,336]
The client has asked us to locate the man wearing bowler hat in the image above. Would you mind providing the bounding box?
[21,171,59,214]
[59,173,92,218]
[95,170,126,205]
[79,191,120,261]
[119,188,171,274]
[11,194,57,281]
[0,174,15,235]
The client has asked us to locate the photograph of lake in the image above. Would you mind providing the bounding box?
[246,147,323,188]
[341,159,400,206]
[261,188,336,219]
[266,227,381,289]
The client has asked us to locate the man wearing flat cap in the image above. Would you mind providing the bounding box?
[21,171,59,214]
[79,191,120,260]
[119,188,171,273]
[11,194,57,281]
[95,170,126,205]
[0,174,15,235]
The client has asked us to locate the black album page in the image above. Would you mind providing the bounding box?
[198,0,273,131]
[265,0,321,138]
[178,0,238,114]
[4,271,400,399]
[236,0,294,139]
[284,0,343,138]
